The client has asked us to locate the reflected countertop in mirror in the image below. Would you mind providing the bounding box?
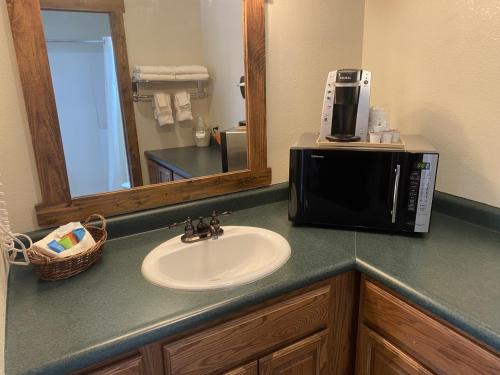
[145,144,223,181]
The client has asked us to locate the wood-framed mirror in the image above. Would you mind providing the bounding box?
[6,0,269,227]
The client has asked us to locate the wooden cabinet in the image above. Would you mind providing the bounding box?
[259,330,329,375]
[223,362,258,375]
[356,279,500,375]
[147,159,174,184]
[78,273,359,375]
[356,325,433,375]
[162,287,330,374]
[87,355,143,375]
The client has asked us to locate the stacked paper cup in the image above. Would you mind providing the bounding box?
[368,107,401,144]
[369,107,387,132]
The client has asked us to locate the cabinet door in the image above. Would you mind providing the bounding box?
[259,330,329,375]
[223,362,258,375]
[356,325,434,375]
[86,355,143,375]
[147,159,173,184]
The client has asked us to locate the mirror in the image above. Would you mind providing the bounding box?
[7,0,268,227]
[41,1,247,198]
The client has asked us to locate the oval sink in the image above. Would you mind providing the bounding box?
[141,226,291,291]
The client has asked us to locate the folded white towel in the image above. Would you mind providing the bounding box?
[133,73,176,82]
[173,91,193,122]
[153,93,174,126]
[173,65,208,75]
[175,73,210,81]
[133,66,177,75]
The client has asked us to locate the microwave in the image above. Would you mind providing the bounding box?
[288,133,439,233]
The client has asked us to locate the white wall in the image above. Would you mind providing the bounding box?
[124,0,209,184]
[0,0,365,232]
[266,0,365,184]
[0,1,41,233]
[362,0,500,208]
[200,0,246,132]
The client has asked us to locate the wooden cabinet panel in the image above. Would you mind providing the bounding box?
[259,330,329,375]
[356,325,433,375]
[163,286,330,375]
[361,280,500,375]
[147,159,173,184]
[86,355,142,375]
[223,362,258,375]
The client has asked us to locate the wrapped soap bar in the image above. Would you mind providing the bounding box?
[34,222,96,258]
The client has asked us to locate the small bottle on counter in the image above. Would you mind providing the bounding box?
[193,116,210,147]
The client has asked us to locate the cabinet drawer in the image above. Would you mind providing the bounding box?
[86,355,142,375]
[163,286,330,375]
[362,280,500,374]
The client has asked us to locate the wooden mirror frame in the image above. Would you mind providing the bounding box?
[6,0,270,227]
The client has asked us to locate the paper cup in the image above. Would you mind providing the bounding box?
[369,132,382,143]
[392,130,401,143]
[381,131,393,144]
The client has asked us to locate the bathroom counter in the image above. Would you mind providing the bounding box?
[145,144,222,179]
[6,186,500,375]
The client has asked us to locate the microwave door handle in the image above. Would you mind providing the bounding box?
[391,164,401,223]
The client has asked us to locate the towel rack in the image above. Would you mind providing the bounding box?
[132,78,208,103]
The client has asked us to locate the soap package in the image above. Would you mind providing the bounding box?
[33,222,96,258]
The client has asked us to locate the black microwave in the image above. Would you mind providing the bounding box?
[288,133,439,233]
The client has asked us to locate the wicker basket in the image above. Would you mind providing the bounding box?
[27,214,107,281]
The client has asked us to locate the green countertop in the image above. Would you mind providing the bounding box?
[6,188,500,375]
[145,144,222,179]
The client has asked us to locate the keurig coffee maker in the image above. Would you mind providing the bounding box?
[319,69,371,142]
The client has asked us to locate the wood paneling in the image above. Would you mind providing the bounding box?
[36,169,271,226]
[147,160,173,184]
[40,0,124,12]
[163,286,330,375]
[6,0,71,204]
[244,0,267,170]
[356,325,434,375]
[259,330,329,375]
[223,362,258,375]
[86,355,142,375]
[329,271,360,375]
[8,0,270,227]
[361,280,500,374]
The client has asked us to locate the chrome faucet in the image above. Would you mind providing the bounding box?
[168,211,231,243]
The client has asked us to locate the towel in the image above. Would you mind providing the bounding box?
[133,66,176,75]
[133,65,209,81]
[33,222,96,258]
[173,65,208,75]
[153,93,174,126]
[173,91,193,122]
[175,73,210,81]
[133,73,176,82]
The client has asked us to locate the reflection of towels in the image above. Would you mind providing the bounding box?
[133,66,176,75]
[153,93,174,126]
[173,91,193,122]
[175,73,210,81]
[173,65,208,75]
[133,66,209,81]
[133,73,175,81]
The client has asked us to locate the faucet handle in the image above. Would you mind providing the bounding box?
[209,211,231,227]
[168,217,195,235]
[210,211,232,219]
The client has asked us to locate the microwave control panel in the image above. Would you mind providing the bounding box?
[406,153,439,232]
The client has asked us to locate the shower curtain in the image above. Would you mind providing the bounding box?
[103,36,131,191]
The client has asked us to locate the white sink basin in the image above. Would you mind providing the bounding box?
[141,226,291,291]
